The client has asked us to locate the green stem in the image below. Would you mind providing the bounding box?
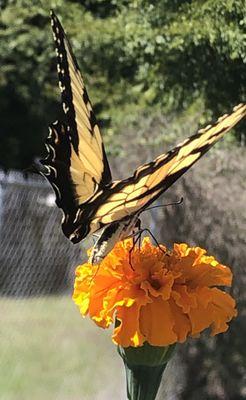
[118,344,176,400]
[124,363,167,400]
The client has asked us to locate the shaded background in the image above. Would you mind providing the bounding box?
[0,0,245,399]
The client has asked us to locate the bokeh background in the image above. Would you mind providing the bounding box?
[0,1,246,399]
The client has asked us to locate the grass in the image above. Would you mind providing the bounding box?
[0,296,125,400]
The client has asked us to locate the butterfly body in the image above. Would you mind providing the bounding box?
[89,215,140,264]
[40,11,246,264]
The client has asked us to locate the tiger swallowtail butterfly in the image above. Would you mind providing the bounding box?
[40,11,246,264]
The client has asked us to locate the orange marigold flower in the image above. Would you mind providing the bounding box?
[72,237,237,347]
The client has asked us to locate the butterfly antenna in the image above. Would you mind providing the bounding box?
[144,197,184,212]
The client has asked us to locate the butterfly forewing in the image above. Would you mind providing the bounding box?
[43,11,111,210]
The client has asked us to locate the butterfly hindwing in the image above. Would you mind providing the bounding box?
[66,103,246,242]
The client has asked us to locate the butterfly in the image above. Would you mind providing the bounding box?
[40,10,246,264]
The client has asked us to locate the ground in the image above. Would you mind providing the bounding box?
[1,296,125,400]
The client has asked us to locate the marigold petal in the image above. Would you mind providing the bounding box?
[208,288,237,335]
[169,299,191,342]
[88,278,121,324]
[140,297,177,346]
[186,262,232,288]
[172,285,197,313]
[188,287,237,336]
[188,287,214,335]
[174,243,189,256]
[113,303,146,347]
[91,287,120,328]
[159,273,175,299]
[72,291,90,315]
[141,272,174,300]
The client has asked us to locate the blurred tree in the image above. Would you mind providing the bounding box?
[0,1,245,398]
[0,0,245,168]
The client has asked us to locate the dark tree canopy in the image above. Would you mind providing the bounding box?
[0,0,245,169]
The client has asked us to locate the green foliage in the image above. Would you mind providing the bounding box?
[0,0,245,168]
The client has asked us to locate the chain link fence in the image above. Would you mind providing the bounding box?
[0,170,82,296]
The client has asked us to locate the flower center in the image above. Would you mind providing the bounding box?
[150,279,161,290]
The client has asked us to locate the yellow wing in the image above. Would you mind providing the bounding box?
[41,11,111,213]
[71,103,245,240]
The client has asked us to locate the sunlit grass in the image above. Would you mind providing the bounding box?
[0,296,125,400]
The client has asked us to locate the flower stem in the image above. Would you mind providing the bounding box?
[118,343,175,400]
[124,363,167,400]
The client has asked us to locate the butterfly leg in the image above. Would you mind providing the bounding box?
[90,265,100,285]
[130,227,166,256]
[128,218,142,269]
[142,228,167,255]
[135,218,142,249]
